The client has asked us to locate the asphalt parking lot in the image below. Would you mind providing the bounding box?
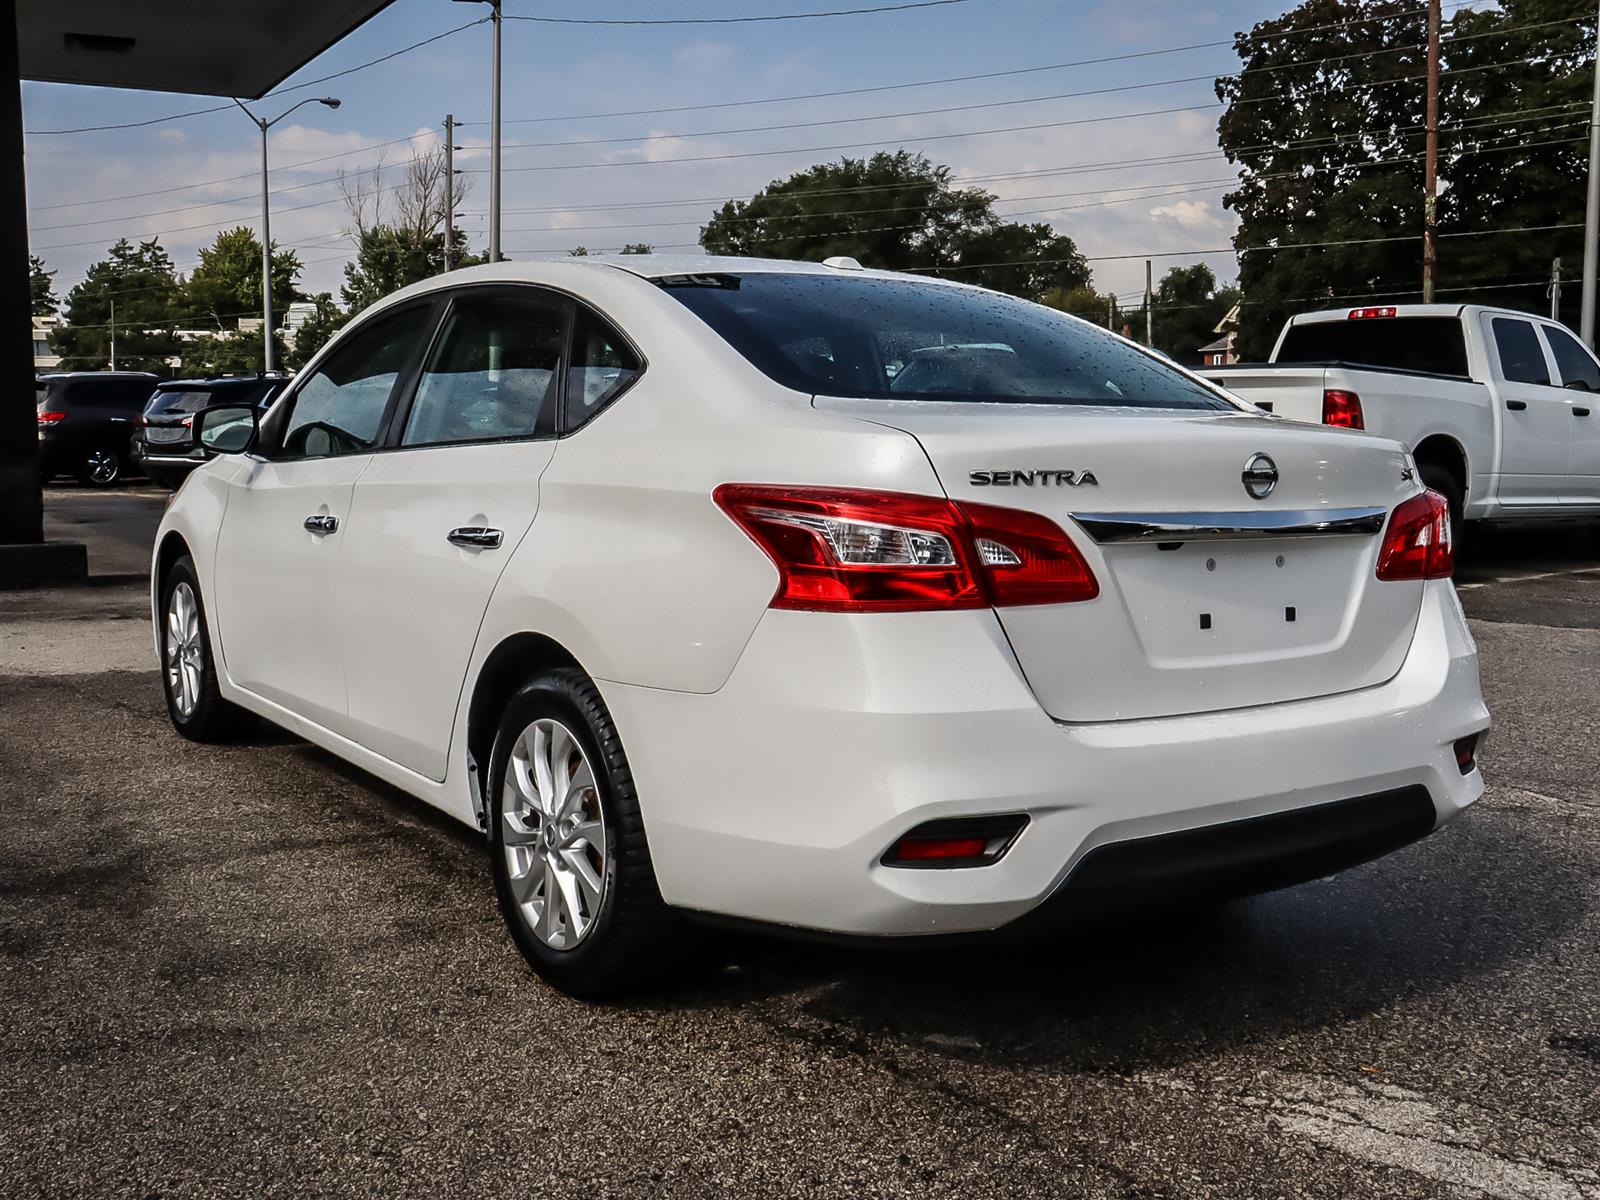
[2,486,1598,1199]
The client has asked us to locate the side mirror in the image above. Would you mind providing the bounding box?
[195,404,259,454]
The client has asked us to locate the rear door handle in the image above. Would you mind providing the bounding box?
[304,514,339,535]
[1575,406,1592,417]
[447,526,504,550]
[1505,400,1528,411]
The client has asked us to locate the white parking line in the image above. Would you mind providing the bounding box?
[1457,565,1600,591]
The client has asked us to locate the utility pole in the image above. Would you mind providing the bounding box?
[443,114,455,272]
[1583,0,1600,346]
[1550,258,1563,320]
[1106,294,1115,330]
[1144,260,1154,347]
[489,0,503,262]
[109,299,115,371]
[1422,0,1440,303]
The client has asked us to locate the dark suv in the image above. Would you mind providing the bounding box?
[36,372,160,486]
[133,375,290,489]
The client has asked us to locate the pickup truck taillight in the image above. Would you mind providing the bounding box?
[1376,490,1452,581]
[36,410,65,426]
[1322,389,1364,430]
[713,484,1099,612]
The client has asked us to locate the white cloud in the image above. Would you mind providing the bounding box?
[675,40,734,73]
[1149,198,1226,231]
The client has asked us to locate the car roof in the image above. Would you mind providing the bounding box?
[155,375,283,389]
[38,370,158,380]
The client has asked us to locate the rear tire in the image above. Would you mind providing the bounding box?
[488,668,682,998]
[1417,461,1464,552]
[77,445,122,487]
[159,556,256,743]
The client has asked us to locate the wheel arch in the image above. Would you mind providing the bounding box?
[1412,432,1469,492]
[464,631,587,830]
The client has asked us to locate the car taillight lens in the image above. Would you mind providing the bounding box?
[37,410,65,426]
[1322,389,1364,429]
[1376,489,1453,580]
[713,484,1099,612]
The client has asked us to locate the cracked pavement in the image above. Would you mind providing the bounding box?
[1,492,1597,1198]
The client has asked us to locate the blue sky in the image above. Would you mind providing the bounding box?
[22,0,1300,309]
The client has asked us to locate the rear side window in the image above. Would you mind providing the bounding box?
[281,304,433,458]
[400,292,566,448]
[662,273,1230,409]
[1276,317,1469,377]
[1543,324,1600,392]
[566,309,642,430]
[150,389,214,415]
[1492,318,1551,386]
[35,383,51,410]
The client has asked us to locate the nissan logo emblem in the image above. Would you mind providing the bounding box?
[1242,452,1278,500]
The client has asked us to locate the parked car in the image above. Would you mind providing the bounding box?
[35,371,159,486]
[1201,304,1600,540]
[153,257,1490,997]
[134,375,290,490]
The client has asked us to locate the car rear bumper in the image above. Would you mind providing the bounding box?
[600,579,1488,937]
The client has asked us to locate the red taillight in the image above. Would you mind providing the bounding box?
[713,484,1099,613]
[893,836,989,862]
[1348,306,1397,319]
[180,415,194,428]
[1322,389,1364,430]
[1377,489,1453,581]
[37,410,65,426]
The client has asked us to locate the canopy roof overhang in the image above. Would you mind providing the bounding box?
[18,0,395,98]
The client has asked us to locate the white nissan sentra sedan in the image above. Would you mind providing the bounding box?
[153,255,1490,996]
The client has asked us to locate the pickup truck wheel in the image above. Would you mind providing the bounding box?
[1417,463,1464,551]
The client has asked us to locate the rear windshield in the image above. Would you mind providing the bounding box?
[661,273,1233,410]
[150,389,215,414]
[149,380,281,414]
[1276,316,1469,378]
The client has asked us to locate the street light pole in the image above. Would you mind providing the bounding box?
[1583,0,1600,346]
[231,95,341,373]
[1422,0,1440,303]
[490,0,503,262]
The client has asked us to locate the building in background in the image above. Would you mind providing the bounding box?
[1199,302,1241,367]
[31,314,59,371]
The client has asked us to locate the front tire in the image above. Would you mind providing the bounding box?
[488,669,679,998]
[159,556,255,742]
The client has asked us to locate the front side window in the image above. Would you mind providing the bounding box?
[1492,318,1552,386]
[400,292,566,448]
[280,304,433,458]
[1543,324,1600,392]
[661,273,1232,410]
[565,310,642,430]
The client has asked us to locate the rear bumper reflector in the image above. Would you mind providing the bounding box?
[882,814,1030,869]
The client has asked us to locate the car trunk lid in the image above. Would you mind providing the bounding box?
[817,399,1424,722]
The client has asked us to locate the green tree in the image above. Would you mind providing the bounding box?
[1217,0,1594,359]
[619,243,653,255]
[1041,285,1117,327]
[49,238,182,373]
[1437,0,1592,326]
[701,151,1090,301]
[178,329,288,377]
[1141,264,1241,364]
[568,246,590,257]
[182,227,302,330]
[285,293,347,371]
[342,226,442,314]
[30,255,57,316]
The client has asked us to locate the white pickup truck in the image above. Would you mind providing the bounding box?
[1203,304,1600,535]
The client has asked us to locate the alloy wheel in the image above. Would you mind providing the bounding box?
[502,718,608,950]
[164,582,204,718]
[85,449,119,485]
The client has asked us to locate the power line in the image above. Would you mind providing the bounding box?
[503,0,965,24]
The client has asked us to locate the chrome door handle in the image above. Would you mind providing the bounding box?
[304,514,339,535]
[447,526,503,549]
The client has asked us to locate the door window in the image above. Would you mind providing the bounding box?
[1543,325,1600,392]
[565,309,643,431]
[280,304,433,458]
[400,292,567,447]
[1491,318,1552,386]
